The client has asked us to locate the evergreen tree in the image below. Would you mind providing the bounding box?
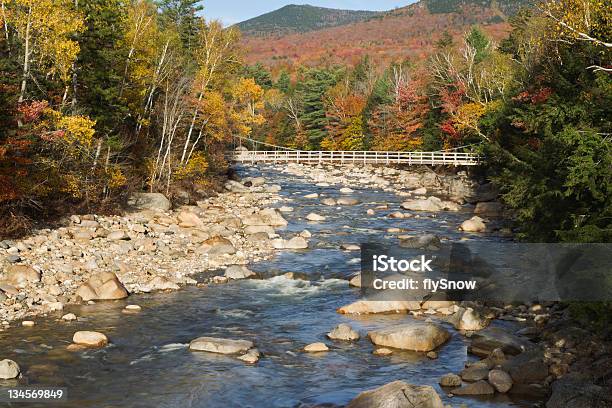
[296,67,341,149]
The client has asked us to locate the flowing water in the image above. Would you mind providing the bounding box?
[0,165,537,408]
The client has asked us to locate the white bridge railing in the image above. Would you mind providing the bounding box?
[231,150,481,166]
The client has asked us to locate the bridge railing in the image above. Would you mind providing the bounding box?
[230,150,481,166]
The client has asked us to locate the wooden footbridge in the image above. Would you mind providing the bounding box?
[229,136,481,166]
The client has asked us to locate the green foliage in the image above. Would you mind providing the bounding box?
[275,70,291,93]
[466,26,491,63]
[241,63,273,90]
[296,67,342,149]
[76,0,129,136]
[425,0,533,16]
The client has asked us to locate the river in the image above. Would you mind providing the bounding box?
[0,164,538,408]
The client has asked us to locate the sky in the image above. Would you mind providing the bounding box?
[201,1,415,26]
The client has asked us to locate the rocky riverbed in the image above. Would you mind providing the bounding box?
[0,163,609,407]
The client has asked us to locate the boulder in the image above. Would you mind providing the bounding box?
[306,213,326,222]
[460,366,490,382]
[62,313,77,321]
[401,196,459,212]
[3,265,41,287]
[321,198,337,206]
[225,180,248,193]
[189,337,254,354]
[475,202,504,217]
[177,211,203,228]
[147,276,180,291]
[337,197,360,206]
[348,275,361,288]
[224,265,256,280]
[237,348,260,364]
[73,331,108,347]
[451,380,495,395]
[398,234,441,250]
[199,236,236,256]
[368,321,450,352]
[449,307,489,331]
[460,216,486,233]
[373,348,393,356]
[488,369,513,393]
[546,374,611,408]
[501,350,549,384]
[439,373,462,387]
[327,324,360,341]
[76,272,128,301]
[468,327,531,357]
[242,209,287,227]
[244,225,275,236]
[338,300,421,315]
[107,230,129,241]
[0,359,20,379]
[340,187,354,194]
[346,381,444,408]
[304,342,329,352]
[128,193,171,211]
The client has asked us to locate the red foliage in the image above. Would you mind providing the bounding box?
[17,100,49,123]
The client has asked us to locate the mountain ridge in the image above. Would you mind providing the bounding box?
[236,4,382,37]
[240,0,535,67]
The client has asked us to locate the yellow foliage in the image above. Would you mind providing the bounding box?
[8,0,85,82]
[57,115,96,147]
[453,102,487,133]
[175,152,209,182]
[60,174,82,199]
[106,166,127,190]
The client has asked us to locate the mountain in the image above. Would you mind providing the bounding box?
[240,0,534,67]
[236,4,382,37]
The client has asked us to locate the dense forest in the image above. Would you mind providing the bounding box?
[237,4,381,37]
[0,0,610,244]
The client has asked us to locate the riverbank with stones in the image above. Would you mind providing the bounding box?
[1,163,609,407]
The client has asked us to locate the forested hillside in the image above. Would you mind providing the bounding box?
[241,0,531,67]
[237,4,381,36]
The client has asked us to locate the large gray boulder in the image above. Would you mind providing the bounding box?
[346,381,444,408]
[189,337,254,354]
[128,193,171,211]
[368,321,450,352]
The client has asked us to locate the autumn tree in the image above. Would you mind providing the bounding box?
[7,0,85,104]
[369,65,429,151]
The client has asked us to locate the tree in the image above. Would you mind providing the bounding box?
[230,77,265,137]
[369,66,429,151]
[157,0,203,53]
[296,67,341,149]
[541,0,611,72]
[7,0,85,103]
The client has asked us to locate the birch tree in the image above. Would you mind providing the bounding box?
[180,20,240,165]
[7,0,84,103]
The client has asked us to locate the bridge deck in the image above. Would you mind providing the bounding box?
[231,150,480,166]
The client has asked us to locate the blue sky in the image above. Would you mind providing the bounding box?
[201,1,416,26]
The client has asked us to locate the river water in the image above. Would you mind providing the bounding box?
[0,165,536,408]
